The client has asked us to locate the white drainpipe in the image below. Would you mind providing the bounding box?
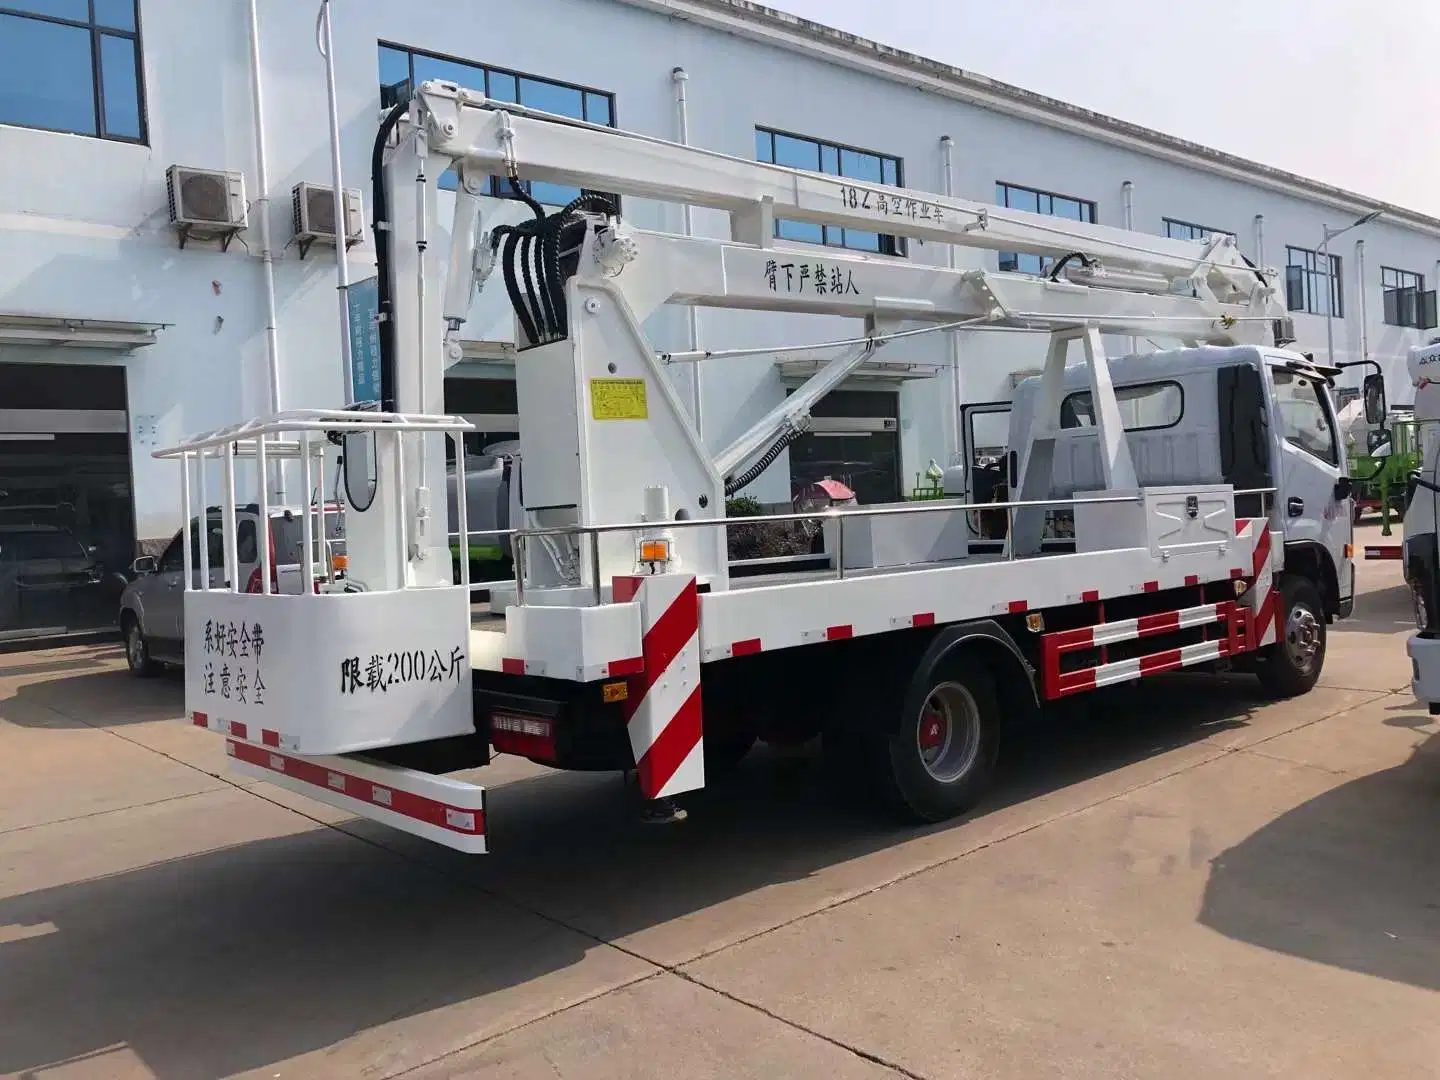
[941,134,961,463]
[246,0,284,499]
[1355,238,1369,364]
[673,67,704,442]
[1122,180,1135,354]
[317,0,355,406]
[1253,214,1266,267]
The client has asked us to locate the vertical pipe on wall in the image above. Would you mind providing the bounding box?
[317,0,355,405]
[941,135,961,464]
[673,67,704,442]
[1356,239,1370,365]
[246,0,284,500]
[1122,180,1136,354]
[1253,214,1266,267]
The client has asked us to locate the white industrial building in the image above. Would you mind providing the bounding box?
[1,0,1438,640]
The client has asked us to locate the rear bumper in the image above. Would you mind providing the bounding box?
[224,737,488,853]
[1407,634,1440,709]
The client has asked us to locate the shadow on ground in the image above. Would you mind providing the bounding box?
[0,670,1283,1080]
[1199,724,1440,991]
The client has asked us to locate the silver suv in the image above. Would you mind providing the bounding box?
[120,504,343,676]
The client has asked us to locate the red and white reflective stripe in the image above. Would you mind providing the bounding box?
[1048,602,1227,651]
[1365,545,1402,561]
[1057,639,1230,694]
[192,711,293,750]
[1242,522,1279,647]
[1041,600,1253,699]
[225,740,486,852]
[613,573,703,800]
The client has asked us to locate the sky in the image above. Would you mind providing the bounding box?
[767,0,1440,217]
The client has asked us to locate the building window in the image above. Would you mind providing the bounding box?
[1381,266,1438,330]
[1285,246,1343,318]
[378,43,616,206]
[1060,381,1184,432]
[755,128,906,256]
[995,183,1096,274]
[1163,218,1232,243]
[0,2,146,143]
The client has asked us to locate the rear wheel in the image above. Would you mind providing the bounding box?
[871,653,1001,823]
[124,617,159,678]
[1256,574,1326,697]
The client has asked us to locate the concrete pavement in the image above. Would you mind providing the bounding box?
[0,525,1435,1079]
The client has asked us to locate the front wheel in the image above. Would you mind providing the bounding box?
[1256,574,1326,697]
[871,653,1001,823]
[124,618,160,678]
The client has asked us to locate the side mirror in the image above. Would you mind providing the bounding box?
[1333,477,1353,502]
[1363,373,1387,426]
[131,555,158,575]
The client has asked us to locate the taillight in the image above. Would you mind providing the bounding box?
[490,712,556,762]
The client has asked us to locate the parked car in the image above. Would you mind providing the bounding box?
[120,504,344,676]
[0,524,114,636]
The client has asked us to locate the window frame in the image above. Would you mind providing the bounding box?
[378,41,617,206]
[1284,245,1344,318]
[1059,380,1185,433]
[1381,265,1434,329]
[994,182,1098,275]
[1163,217,1232,243]
[754,125,907,257]
[1271,369,1339,466]
[0,1,148,144]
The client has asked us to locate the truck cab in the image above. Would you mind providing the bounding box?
[958,345,1356,621]
[1402,343,1440,709]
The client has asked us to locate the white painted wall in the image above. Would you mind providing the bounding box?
[1,0,1437,541]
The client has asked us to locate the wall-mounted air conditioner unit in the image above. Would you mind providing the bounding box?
[292,182,364,259]
[166,166,247,251]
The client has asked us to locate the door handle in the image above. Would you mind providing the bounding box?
[1287,496,1304,518]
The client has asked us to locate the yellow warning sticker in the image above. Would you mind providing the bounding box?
[590,377,648,421]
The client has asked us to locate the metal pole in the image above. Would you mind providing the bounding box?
[1322,226,1336,368]
[318,0,355,404]
[941,135,962,466]
[673,67,704,441]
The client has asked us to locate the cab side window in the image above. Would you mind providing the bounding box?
[189,517,226,569]
[159,532,186,573]
[237,519,258,564]
[1272,370,1338,465]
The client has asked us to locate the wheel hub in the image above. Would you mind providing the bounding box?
[1285,606,1320,666]
[916,682,982,783]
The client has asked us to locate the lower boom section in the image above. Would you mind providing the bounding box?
[225,738,488,853]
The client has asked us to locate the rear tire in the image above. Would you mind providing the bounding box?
[1256,574,1326,698]
[870,653,1001,823]
[124,618,159,678]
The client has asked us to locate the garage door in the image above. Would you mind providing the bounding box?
[0,362,134,641]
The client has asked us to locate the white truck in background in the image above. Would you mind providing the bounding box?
[1402,342,1440,714]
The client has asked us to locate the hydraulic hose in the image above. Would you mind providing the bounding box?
[724,427,803,496]
[372,99,409,414]
[1048,251,1095,282]
[490,188,618,348]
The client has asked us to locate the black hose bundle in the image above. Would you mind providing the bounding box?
[490,181,618,348]
[724,427,804,496]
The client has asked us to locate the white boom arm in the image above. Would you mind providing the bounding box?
[416,81,1286,313]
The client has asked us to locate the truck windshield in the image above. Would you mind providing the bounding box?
[269,510,345,566]
[1272,370,1339,465]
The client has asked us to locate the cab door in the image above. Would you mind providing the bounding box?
[1268,366,1351,604]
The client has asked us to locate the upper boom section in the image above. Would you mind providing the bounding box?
[414,80,1278,309]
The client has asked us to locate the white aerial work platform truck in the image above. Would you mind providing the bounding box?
[1399,342,1440,713]
[156,80,1357,852]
